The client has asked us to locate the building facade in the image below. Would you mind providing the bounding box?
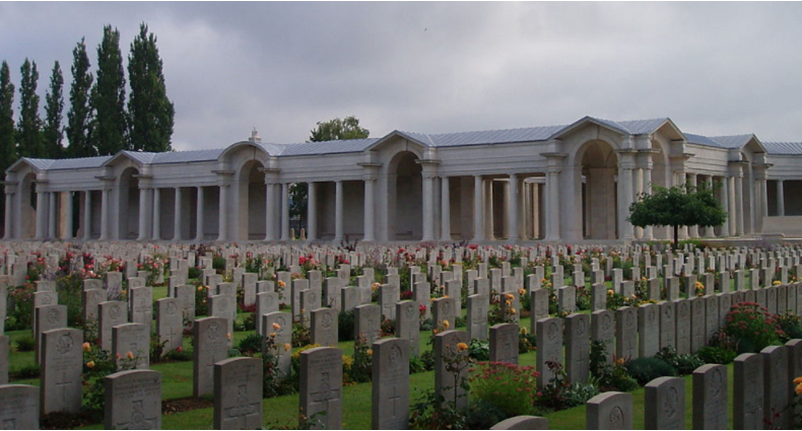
[4,116,802,243]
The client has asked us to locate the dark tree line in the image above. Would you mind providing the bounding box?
[0,22,174,167]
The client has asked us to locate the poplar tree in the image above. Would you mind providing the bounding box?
[91,25,128,155]
[128,23,174,152]
[66,38,95,158]
[0,61,15,167]
[43,61,64,159]
[17,59,44,158]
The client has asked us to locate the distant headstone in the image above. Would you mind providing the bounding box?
[396,301,420,356]
[591,310,615,365]
[193,317,230,397]
[40,328,83,415]
[99,301,129,351]
[311,308,338,347]
[490,323,519,365]
[371,338,410,430]
[565,313,590,384]
[615,306,637,360]
[644,377,684,430]
[156,297,182,353]
[692,364,728,430]
[355,304,382,344]
[214,357,263,429]
[733,353,764,430]
[586,392,633,430]
[434,330,469,410]
[762,345,789,427]
[537,317,564,390]
[467,294,489,342]
[112,323,150,369]
[104,369,162,430]
[299,347,343,430]
[0,384,39,429]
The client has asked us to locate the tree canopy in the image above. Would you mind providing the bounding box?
[66,38,95,158]
[91,25,128,156]
[290,116,370,231]
[628,184,727,247]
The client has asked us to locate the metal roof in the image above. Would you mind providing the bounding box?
[22,156,112,170]
[762,141,802,155]
[279,138,380,156]
[149,148,226,164]
[685,133,725,148]
[707,135,755,149]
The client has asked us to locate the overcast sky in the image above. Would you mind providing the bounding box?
[2,2,802,151]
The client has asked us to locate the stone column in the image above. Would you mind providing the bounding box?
[760,177,768,220]
[264,183,276,241]
[99,188,110,241]
[195,186,205,241]
[720,176,730,237]
[545,169,561,241]
[777,180,785,216]
[519,179,528,240]
[642,165,653,240]
[152,188,161,241]
[634,167,644,239]
[35,191,46,239]
[688,174,699,238]
[307,182,317,242]
[218,183,228,242]
[735,173,744,236]
[333,181,343,242]
[484,179,494,240]
[138,187,150,241]
[532,182,540,239]
[280,183,290,242]
[83,191,92,240]
[507,173,518,242]
[619,160,634,240]
[363,179,375,242]
[422,174,434,242]
[64,192,73,240]
[747,170,755,234]
[704,176,715,238]
[47,192,57,239]
[473,175,484,241]
[173,187,183,241]
[3,192,12,239]
[440,176,451,242]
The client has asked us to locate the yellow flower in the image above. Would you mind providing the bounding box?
[433,329,439,334]
[284,343,291,352]
[443,320,450,329]
[608,289,614,296]
[794,376,802,385]
[505,300,512,306]
[457,342,469,351]
[796,383,802,396]
[269,332,277,338]
[86,361,95,369]
[367,349,373,356]
[82,342,91,352]
[518,288,526,296]
[505,293,514,300]
[126,352,134,360]
[773,280,782,286]
[277,280,286,288]
[197,285,204,291]
[272,322,282,331]
[616,358,625,366]
[227,332,232,340]
[510,308,517,314]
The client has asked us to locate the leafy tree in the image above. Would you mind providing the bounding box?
[290,116,370,229]
[43,61,64,159]
[67,37,95,158]
[17,59,44,158]
[91,25,128,155]
[127,23,174,153]
[628,184,727,248]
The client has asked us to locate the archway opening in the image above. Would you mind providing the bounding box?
[388,151,422,241]
[118,167,140,239]
[581,140,618,240]
[238,160,266,240]
[19,172,36,238]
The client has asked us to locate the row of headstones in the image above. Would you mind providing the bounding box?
[535,282,802,388]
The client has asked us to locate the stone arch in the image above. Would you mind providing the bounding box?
[387,151,422,241]
[118,166,140,239]
[236,159,266,240]
[578,140,619,239]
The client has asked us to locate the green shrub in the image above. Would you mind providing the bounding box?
[238,333,262,357]
[697,346,737,365]
[6,285,34,331]
[15,335,35,352]
[409,355,427,374]
[519,328,537,354]
[776,312,802,342]
[10,363,40,379]
[654,346,704,375]
[589,341,638,392]
[212,256,225,271]
[625,357,677,386]
[470,361,538,417]
[537,361,599,412]
[338,310,355,342]
[187,266,201,280]
[468,339,489,361]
